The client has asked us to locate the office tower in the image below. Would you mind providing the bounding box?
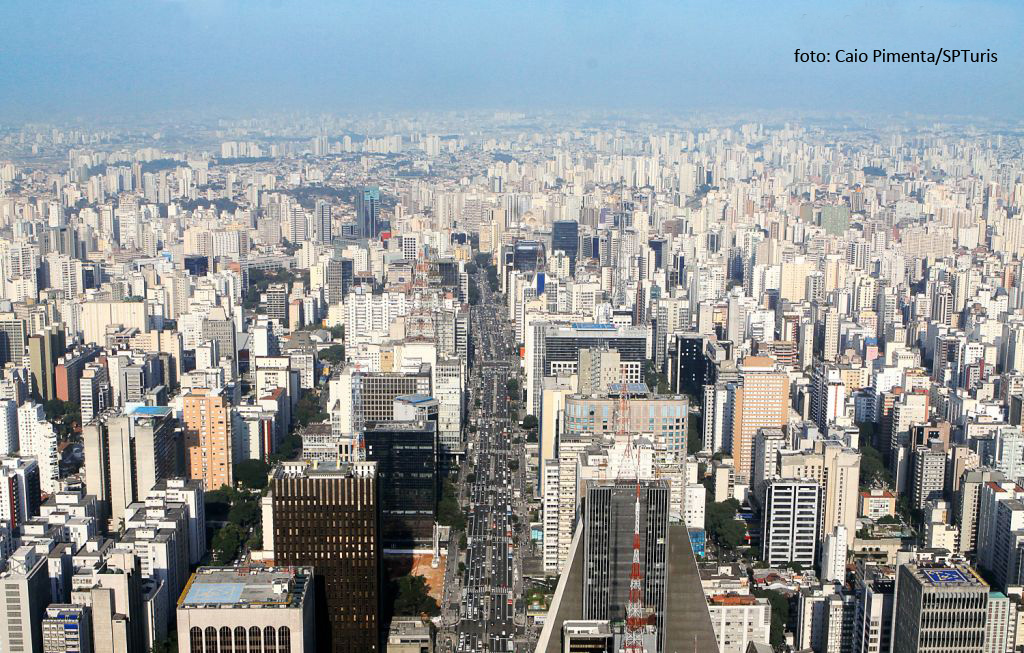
[55,345,101,405]
[42,605,93,653]
[325,257,353,304]
[562,391,690,454]
[362,418,437,546]
[810,362,847,431]
[531,322,647,415]
[892,563,988,653]
[729,356,789,483]
[778,440,861,548]
[83,406,177,532]
[0,547,49,653]
[0,317,26,366]
[182,255,209,277]
[583,480,669,651]
[316,199,334,244]
[0,399,16,455]
[577,348,622,395]
[347,365,432,427]
[670,332,711,398]
[552,220,579,274]
[266,283,288,325]
[513,240,546,272]
[183,388,234,491]
[28,324,65,402]
[820,525,849,583]
[356,186,381,238]
[761,479,820,567]
[853,576,895,653]
[270,460,380,653]
[176,567,314,653]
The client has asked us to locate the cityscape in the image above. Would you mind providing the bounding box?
[2,2,1024,653]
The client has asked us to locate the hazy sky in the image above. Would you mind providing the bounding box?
[1,0,1021,120]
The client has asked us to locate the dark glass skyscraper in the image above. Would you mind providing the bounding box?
[362,418,437,546]
[316,199,334,244]
[356,186,380,239]
[552,220,580,274]
[271,460,381,653]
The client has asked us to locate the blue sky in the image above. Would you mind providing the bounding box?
[0,0,1020,120]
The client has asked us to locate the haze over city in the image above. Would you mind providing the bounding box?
[1,0,1022,119]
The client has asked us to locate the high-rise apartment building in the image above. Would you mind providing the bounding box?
[0,547,49,653]
[270,460,380,653]
[729,356,789,483]
[184,388,234,491]
[42,605,92,653]
[778,440,860,548]
[84,406,178,531]
[761,478,820,567]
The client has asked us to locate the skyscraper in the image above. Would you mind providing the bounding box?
[552,220,580,274]
[316,199,334,244]
[891,563,988,653]
[729,356,789,483]
[270,460,380,653]
[583,480,669,651]
[28,324,65,402]
[356,186,380,239]
[183,388,234,491]
[362,418,437,546]
[83,405,178,532]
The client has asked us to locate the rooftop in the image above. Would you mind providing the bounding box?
[179,566,312,609]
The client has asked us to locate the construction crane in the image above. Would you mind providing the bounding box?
[615,367,647,653]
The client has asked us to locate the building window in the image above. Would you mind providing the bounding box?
[190,627,203,653]
[264,626,277,653]
[248,626,261,653]
[220,627,233,653]
[278,627,291,653]
[234,627,246,651]
[205,627,218,653]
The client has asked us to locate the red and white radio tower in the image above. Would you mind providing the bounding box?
[616,367,646,653]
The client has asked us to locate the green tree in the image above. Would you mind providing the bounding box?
[521,414,538,430]
[329,324,344,340]
[234,459,271,490]
[437,480,465,531]
[211,524,244,563]
[391,575,441,616]
[319,344,345,364]
[228,500,260,528]
[859,443,892,489]
[753,589,790,650]
[507,378,520,400]
[293,390,327,427]
[705,498,745,550]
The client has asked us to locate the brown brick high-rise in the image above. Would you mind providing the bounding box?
[270,460,380,652]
